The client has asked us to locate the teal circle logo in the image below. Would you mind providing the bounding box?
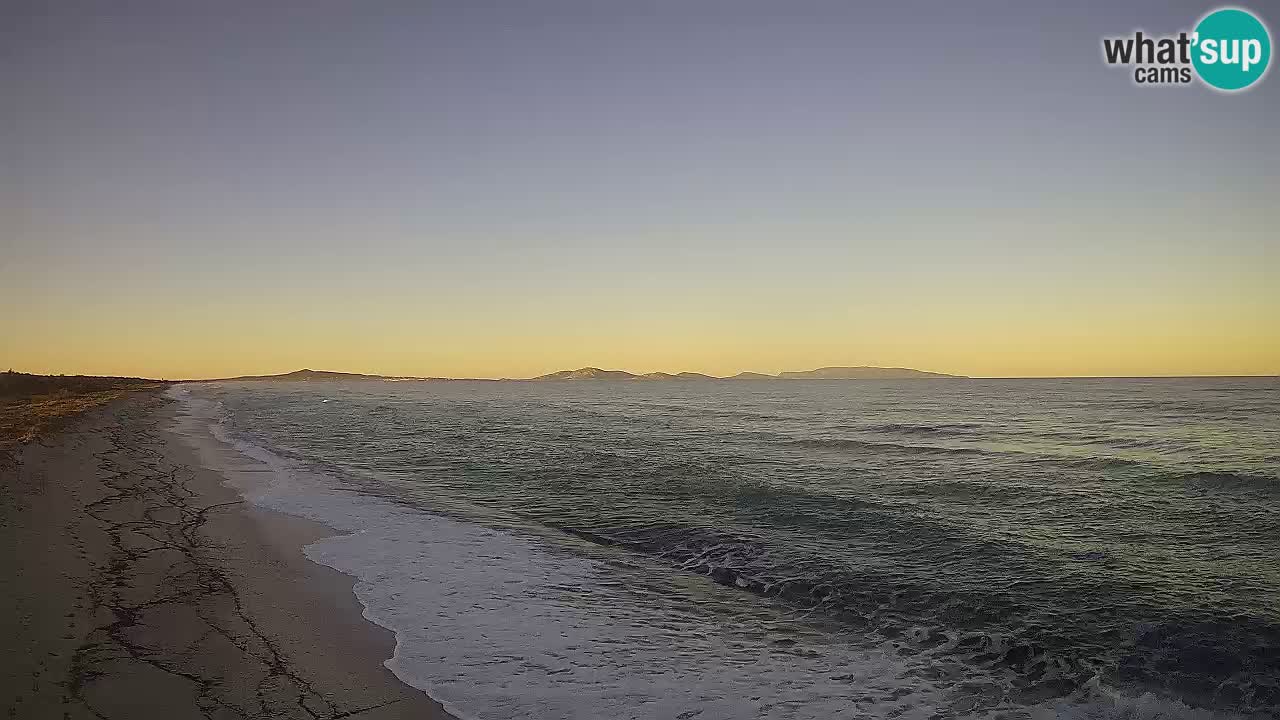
[1192,7,1271,91]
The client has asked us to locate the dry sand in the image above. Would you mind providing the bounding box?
[1,390,454,719]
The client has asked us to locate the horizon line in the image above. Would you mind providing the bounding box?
[8,367,1279,382]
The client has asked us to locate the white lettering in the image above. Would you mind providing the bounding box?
[1201,38,1219,64]
[1242,39,1262,72]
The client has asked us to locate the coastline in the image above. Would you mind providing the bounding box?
[0,390,455,719]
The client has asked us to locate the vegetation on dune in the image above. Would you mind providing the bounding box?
[0,371,166,446]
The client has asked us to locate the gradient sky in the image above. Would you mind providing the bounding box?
[3,0,1277,379]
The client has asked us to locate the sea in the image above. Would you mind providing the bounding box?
[168,377,1280,720]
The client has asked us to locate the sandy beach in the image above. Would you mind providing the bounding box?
[0,390,453,720]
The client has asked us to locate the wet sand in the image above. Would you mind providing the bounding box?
[0,390,454,719]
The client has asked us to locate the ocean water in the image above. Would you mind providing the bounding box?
[169,378,1280,720]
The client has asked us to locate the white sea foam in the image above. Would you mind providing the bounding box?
[1029,678,1242,720]
[166,385,1246,720]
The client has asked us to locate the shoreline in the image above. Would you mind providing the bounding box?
[1,390,455,719]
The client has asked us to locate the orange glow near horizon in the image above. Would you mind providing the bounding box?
[5,252,1277,380]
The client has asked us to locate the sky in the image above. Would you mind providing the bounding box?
[3,0,1277,379]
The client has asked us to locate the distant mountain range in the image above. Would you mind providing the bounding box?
[777,366,961,380]
[530,367,637,381]
[535,368,725,381]
[221,368,436,382]
[215,366,966,383]
[533,366,965,381]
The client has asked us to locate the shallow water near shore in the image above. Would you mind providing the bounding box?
[171,378,1280,719]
